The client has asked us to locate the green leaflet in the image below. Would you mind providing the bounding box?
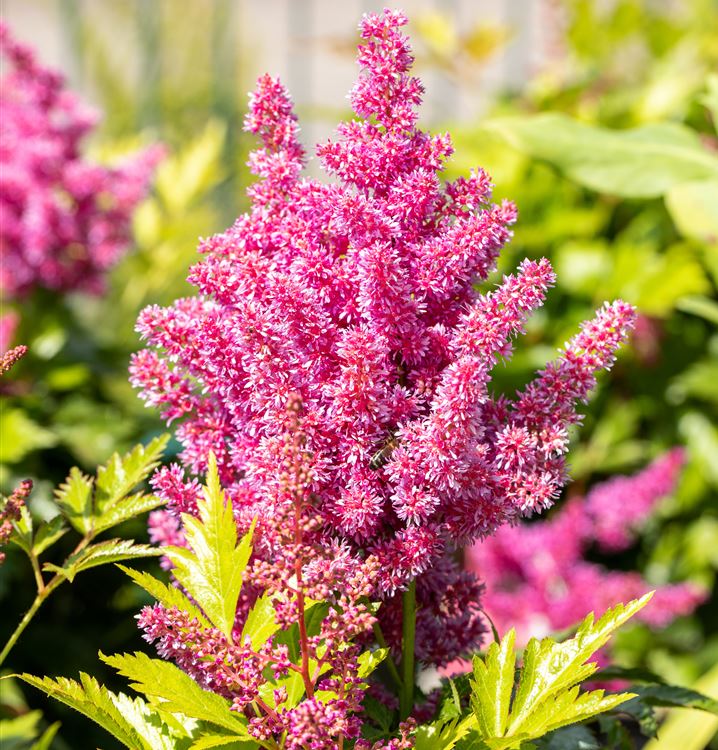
[18,673,183,750]
[95,435,169,512]
[485,114,718,199]
[118,564,212,628]
[470,594,652,749]
[100,651,251,735]
[43,540,161,583]
[54,467,94,534]
[419,595,652,750]
[53,435,168,534]
[92,492,166,534]
[31,515,68,556]
[167,453,255,640]
[241,593,278,650]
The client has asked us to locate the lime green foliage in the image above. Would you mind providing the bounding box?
[0,437,168,667]
[416,596,652,750]
[16,673,190,750]
[167,454,253,640]
[484,114,718,244]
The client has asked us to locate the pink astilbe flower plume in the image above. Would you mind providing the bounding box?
[467,450,705,649]
[131,9,636,670]
[0,23,162,298]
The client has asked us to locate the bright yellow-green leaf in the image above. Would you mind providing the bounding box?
[44,540,160,583]
[54,467,94,533]
[167,454,254,640]
[101,651,250,735]
[19,673,181,750]
[118,564,212,628]
[462,595,653,750]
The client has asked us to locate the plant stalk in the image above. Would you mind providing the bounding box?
[399,578,416,720]
[0,593,44,667]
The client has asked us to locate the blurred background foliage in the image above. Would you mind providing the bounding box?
[1,0,717,747]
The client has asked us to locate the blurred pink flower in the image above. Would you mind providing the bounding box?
[0,23,162,298]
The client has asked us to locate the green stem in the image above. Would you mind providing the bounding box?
[0,594,44,667]
[399,579,417,720]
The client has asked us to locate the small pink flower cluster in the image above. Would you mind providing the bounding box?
[0,24,162,298]
[0,479,32,564]
[467,450,705,645]
[131,9,635,670]
[141,397,389,749]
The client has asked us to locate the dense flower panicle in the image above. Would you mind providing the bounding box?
[0,23,161,298]
[131,8,635,672]
[467,451,705,646]
[0,478,32,564]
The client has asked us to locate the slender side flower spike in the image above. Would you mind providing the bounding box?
[0,23,162,297]
[131,8,636,669]
[0,479,32,564]
[0,345,27,375]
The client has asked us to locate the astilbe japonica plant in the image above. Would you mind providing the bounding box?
[0,23,162,298]
[16,8,718,750]
[130,9,636,691]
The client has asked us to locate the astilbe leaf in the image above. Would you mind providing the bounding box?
[469,593,653,749]
[53,435,169,535]
[43,540,161,582]
[100,651,251,736]
[54,467,94,533]
[95,434,169,512]
[93,491,165,534]
[118,564,212,628]
[30,515,68,555]
[166,453,255,640]
[17,673,183,750]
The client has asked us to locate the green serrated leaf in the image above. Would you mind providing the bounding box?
[118,565,211,628]
[95,435,169,514]
[44,540,161,582]
[9,504,33,555]
[100,651,250,735]
[54,467,94,533]
[627,683,718,715]
[358,648,388,679]
[19,673,181,750]
[189,735,258,749]
[94,492,165,534]
[32,515,68,556]
[471,627,516,737]
[462,595,653,750]
[167,454,254,640]
[241,594,279,650]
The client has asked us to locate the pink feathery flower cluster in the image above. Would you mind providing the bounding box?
[131,9,635,669]
[140,397,402,749]
[467,450,705,647]
[0,23,162,298]
[0,478,32,564]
